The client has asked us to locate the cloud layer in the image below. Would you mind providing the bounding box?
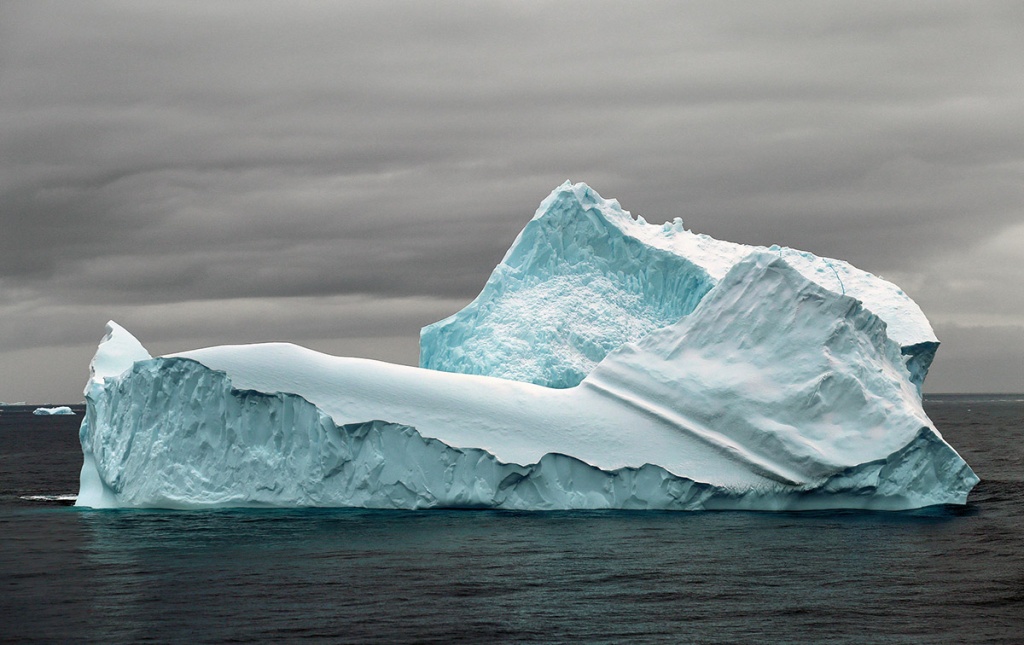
[2,1,1022,401]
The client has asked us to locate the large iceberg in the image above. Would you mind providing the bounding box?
[76,183,977,511]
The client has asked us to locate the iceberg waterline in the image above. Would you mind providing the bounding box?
[77,183,978,511]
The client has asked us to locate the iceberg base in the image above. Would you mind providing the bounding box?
[78,357,976,511]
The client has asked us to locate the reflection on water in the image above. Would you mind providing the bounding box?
[1,400,1022,643]
[70,505,1015,644]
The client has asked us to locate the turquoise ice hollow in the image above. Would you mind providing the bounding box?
[76,183,976,511]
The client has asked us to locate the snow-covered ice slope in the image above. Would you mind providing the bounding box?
[421,181,938,390]
[77,254,976,511]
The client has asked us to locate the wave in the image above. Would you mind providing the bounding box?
[20,494,78,503]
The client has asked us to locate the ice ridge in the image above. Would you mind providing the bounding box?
[421,181,938,391]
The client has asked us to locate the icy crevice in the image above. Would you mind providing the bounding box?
[902,341,939,395]
[581,377,804,486]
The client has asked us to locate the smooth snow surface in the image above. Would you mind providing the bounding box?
[421,181,938,390]
[77,249,977,511]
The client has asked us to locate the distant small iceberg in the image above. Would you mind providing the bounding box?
[33,406,76,416]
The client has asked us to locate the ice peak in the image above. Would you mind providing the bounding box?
[532,181,629,223]
[87,320,152,388]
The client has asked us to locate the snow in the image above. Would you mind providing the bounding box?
[33,406,75,416]
[89,320,152,382]
[76,248,977,511]
[421,181,938,391]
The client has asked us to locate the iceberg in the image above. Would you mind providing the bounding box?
[76,192,978,511]
[421,181,939,391]
[33,406,75,416]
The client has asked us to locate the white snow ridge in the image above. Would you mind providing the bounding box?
[77,183,977,511]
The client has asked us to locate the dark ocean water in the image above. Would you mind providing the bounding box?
[1,397,1022,644]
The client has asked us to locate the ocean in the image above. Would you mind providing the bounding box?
[1,396,1021,644]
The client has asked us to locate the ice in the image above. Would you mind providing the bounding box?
[88,320,152,382]
[76,248,977,511]
[421,181,938,391]
[33,406,75,416]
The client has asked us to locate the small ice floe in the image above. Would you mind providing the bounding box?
[33,406,76,416]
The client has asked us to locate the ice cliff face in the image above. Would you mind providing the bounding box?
[77,252,977,511]
[420,181,938,391]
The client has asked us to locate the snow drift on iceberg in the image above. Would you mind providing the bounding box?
[77,241,977,510]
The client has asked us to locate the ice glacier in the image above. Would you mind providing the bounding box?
[421,181,939,391]
[77,209,978,511]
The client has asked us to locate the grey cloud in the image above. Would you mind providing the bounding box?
[927,324,1024,394]
[1,1,1022,400]
[0,291,467,351]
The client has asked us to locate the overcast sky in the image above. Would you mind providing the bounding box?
[2,1,1022,402]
